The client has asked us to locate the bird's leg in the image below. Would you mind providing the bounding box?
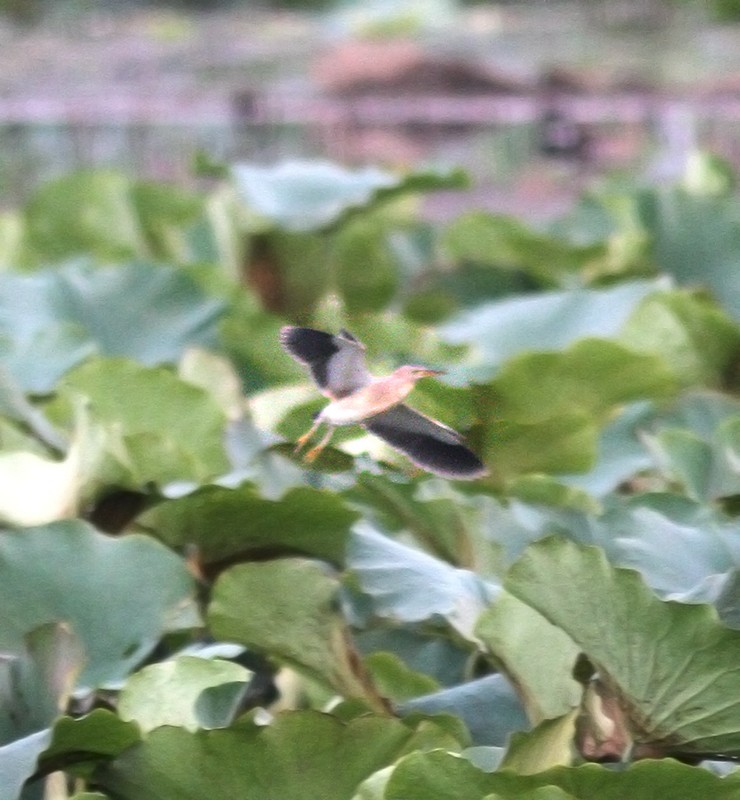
[294,417,322,454]
[304,425,335,462]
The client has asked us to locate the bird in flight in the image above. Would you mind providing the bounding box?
[280,326,487,479]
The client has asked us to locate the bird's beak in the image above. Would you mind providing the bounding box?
[420,368,445,377]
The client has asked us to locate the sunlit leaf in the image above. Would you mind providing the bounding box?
[500,712,579,775]
[442,210,602,284]
[474,339,676,482]
[49,357,229,486]
[476,592,581,722]
[119,656,251,733]
[25,171,148,262]
[619,290,740,387]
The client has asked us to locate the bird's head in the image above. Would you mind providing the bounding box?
[410,365,444,380]
[392,365,445,388]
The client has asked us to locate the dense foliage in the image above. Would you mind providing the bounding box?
[1,153,740,798]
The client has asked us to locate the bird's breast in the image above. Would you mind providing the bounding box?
[320,380,413,425]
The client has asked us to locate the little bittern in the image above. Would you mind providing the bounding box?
[280,326,487,479]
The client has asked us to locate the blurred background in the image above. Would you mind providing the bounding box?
[3,0,740,219]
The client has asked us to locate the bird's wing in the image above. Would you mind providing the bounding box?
[363,404,487,480]
[280,326,371,399]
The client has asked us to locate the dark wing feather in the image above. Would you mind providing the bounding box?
[280,326,370,399]
[364,404,487,480]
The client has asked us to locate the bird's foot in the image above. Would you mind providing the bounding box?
[303,444,325,463]
[293,433,312,454]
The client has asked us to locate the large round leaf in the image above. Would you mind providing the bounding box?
[50,357,229,486]
[208,558,384,709]
[506,536,740,756]
[438,280,662,380]
[0,261,225,392]
[146,483,356,566]
[384,749,740,800]
[97,711,415,800]
[0,520,196,686]
[348,522,497,642]
[231,160,464,232]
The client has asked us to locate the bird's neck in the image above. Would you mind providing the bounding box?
[376,375,416,402]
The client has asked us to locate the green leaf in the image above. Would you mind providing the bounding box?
[500,712,579,775]
[557,401,654,497]
[497,492,740,602]
[476,592,581,722]
[442,210,601,284]
[491,339,676,424]
[618,290,740,387]
[0,521,196,686]
[355,627,470,689]
[131,181,207,264]
[347,474,496,569]
[231,161,464,232]
[232,160,398,231]
[25,170,148,261]
[599,493,740,598]
[0,364,65,450]
[347,523,496,641]
[683,150,735,196]
[479,410,599,479]
[333,217,398,313]
[363,652,438,703]
[70,794,110,800]
[255,230,332,318]
[20,170,211,265]
[0,209,26,270]
[506,536,740,755]
[208,559,384,708]
[219,289,304,393]
[644,392,740,501]
[118,656,251,733]
[483,787,577,800]
[39,710,140,775]
[475,339,676,482]
[145,483,356,566]
[50,357,229,486]
[195,681,250,730]
[0,262,225,392]
[385,749,740,800]
[635,187,740,318]
[507,475,600,514]
[97,711,415,800]
[0,622,85,744]
[439,280,661,380]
